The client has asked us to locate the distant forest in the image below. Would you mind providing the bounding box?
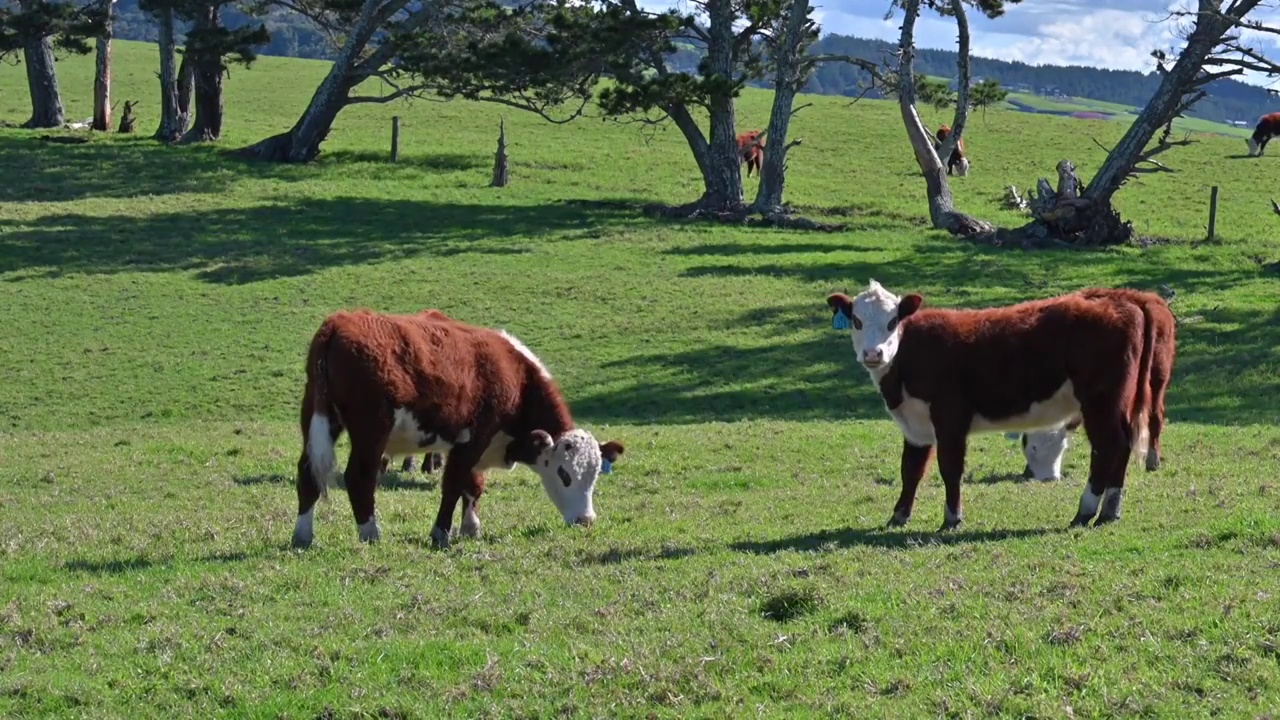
[107,1,1278,127]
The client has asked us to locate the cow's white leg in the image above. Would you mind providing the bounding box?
[292,508,314,548]
[357,515,380,543]
[942,501,963,531]
[459,495,481,538]
[1096,487,1124,525]
[1071,484,1102,527]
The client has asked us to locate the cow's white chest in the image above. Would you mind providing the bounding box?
[888,391,936,447]
[972,381,1080,434]
[385,407,455,457]
[474,432,515,472]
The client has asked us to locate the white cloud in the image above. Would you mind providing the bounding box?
[636,0,1280,86]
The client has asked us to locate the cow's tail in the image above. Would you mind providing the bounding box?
[304,322,340,499]
[1128,302,1156,468]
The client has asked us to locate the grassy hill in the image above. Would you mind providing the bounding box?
[1,41,1279,718]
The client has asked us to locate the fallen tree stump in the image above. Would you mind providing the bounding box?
[1001,185,1029,213]
[38,135,91,145]
[973,158,1133,249]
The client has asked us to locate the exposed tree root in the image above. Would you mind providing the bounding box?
[562,199,846,232]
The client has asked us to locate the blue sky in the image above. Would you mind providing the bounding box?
[824,0,1280,87]
[640,0,1280,86]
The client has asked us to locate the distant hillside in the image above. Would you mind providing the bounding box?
[101,4,1276,128]
[801,36,1277,128]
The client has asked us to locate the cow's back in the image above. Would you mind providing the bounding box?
[893,295,1141,411]
[320,310,526,428]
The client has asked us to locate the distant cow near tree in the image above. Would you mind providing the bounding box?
[737,130,765,177]
[1247,111,1280,156]
[934,125,970,176]
[1020,287,1176,481]
[827,281,1160,530]
[292,308,625,549]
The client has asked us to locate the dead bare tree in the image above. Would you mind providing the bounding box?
[889,0,993,238]
[880,0,1280,247]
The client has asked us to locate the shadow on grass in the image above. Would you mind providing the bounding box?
[319,150,487,172]
[573,325,882,425]
[0,134,492,203]
[62,549,252,575]
[233,473,437,491]
[234,473,290,487]
[578,243,1279,427]
[577,544,699,565]
[0,196,639,284]
[731,525,1061,554]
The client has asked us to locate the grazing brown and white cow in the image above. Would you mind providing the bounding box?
[1019,417,1082,482]
[292,308,625,549]
[1248,111,1280,156]
[826,281,1159,530]
[935,124,970,177]
[1019,287,1176,481]
[737,130,765,177]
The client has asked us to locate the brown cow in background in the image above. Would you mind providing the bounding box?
[737,130,765,177]
[934,125,970,176]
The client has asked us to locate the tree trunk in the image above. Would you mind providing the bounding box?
[20,36,64,129]
[237,0,383,162]
[895,0,991,237]
[91,0,114,132]
[153,7,186,142]
[177,53,194,123]
[236,70,355,162]
[1082,13,1232,209]
[181,6,224,143]
[934,0,970,167]
[700,0,744,212]
[751,0,809,213]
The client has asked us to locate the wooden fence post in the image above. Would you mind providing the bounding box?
[390,116,400,163]
[1207,185,1218,241]
[490,118,509,188]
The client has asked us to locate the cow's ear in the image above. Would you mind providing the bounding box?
[898,294,923,320]
[826,293,853,318]
[599,441,624,462]
[508,429,555,465]
[530,430,554,453]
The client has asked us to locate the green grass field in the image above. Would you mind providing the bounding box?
[2,41,1279,718]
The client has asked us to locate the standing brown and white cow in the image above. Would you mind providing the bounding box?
[935,124,970,177]
[737,130,765,177]
[1020,287,1176,481]
[292,308,624,549]
[1247,111,1280,156]
[827,281,1158,530]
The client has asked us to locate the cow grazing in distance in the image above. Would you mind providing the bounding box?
[293,308,625,549]
[934,125,970,177]
[827,281,1159,530]
[1020,287,1176,481]
[737,130,765,177]
[1248,111,1280,156]
[396,453,443,475]
[1020,417,1082,482]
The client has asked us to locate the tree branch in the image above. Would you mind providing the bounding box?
[348,83,433,104]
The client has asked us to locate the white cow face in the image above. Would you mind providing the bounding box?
[1247,137,1261,157]
[1021,427,1070,481]
[528,428,624,527]
[827,280,923,375]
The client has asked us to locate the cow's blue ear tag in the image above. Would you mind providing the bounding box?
[831,311,850,330]
[601,458,613,474]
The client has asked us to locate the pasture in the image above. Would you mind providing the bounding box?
[2,40,1279,718]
